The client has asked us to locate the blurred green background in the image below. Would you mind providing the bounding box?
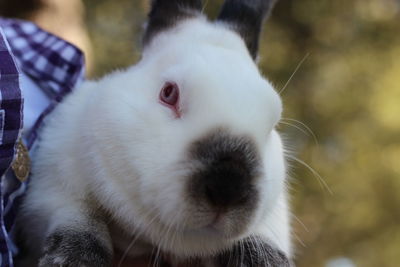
[2,0,400,266]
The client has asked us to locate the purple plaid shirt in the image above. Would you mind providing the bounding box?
[0,18,85,267]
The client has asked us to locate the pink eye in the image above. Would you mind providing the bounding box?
[159,82,181,117]
[160,82,179,106]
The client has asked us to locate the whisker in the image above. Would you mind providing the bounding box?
[118,205,160,267]
[170,210,184,253]
[158,207,186,266]
[247,236,255,266]
[287,154,333,195]
[292,214,309,233]
[153,246,162,267]
[281,118,319,146]
[279,53,310,95]
[279,121,310,138]
[240,239,245,267]
[160,212,176,252]
[293,232,306,248]
[149,246,157,267]
[250,235,260,265]
[155,224,172,267]
[169,210,187,265]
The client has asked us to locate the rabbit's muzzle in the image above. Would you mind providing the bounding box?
[187,129,261,211]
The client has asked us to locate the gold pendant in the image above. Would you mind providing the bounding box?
[11,139,31,182]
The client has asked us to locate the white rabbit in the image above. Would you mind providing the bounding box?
[16,0,292,266]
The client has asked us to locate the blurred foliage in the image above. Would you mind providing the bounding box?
[81,0,400,266]
[5,0,400,266]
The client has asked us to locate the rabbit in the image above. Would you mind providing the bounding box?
[16,0,292,266]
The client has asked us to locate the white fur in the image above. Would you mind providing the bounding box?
[20,16,291,261]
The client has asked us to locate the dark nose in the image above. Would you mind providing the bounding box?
[202,153,254,207]
[188,129,260,209]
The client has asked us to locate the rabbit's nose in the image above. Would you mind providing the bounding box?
[187,128,261,209]
[202,157,255,208]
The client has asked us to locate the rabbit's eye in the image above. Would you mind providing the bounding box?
[160,82,179,106]
[160,82,180,117]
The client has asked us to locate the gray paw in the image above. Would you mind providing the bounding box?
[39,230,112,267]
[216,236,292,267]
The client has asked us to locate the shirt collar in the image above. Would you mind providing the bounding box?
[0,17,85,101]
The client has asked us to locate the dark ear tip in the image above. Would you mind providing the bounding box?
[217,0,278,60]
[143,0,203,45]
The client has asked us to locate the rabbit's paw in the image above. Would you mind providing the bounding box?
[215,236,291,267]
[39,229,112,267]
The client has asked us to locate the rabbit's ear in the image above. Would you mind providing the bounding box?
[143,0,203,45]
[217,0,278,59]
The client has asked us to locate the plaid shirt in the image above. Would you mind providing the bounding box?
[0,18,85,267]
